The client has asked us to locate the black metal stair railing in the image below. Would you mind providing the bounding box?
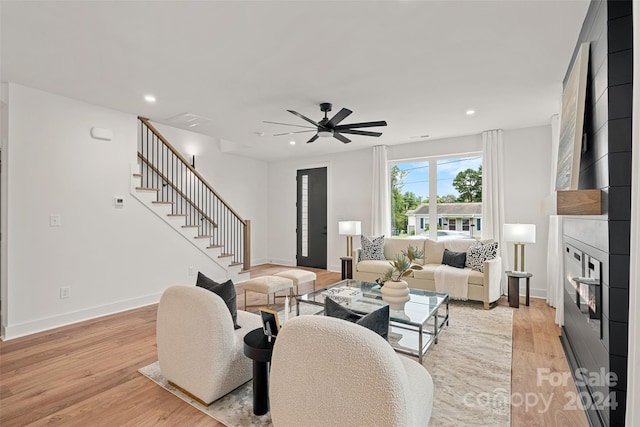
[137,116,250,270]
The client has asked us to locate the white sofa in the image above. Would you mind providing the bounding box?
[156,285,262,405]
[270,315,434,426]
[354,237,502,309]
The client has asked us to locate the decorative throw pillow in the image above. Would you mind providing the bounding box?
[324,297,390,340]
[442,249,467,269]
[196,272,241,329]
[465,241,498,272]
[360,235,386,261]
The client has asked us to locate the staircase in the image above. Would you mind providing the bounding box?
[130,117,250,282]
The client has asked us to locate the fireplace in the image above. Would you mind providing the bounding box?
[564,244,602,338]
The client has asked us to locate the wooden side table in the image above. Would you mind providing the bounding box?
[341,257,353,280]
[243,328,276,415]
[506,271,532,308]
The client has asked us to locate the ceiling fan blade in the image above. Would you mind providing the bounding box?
[263,120,315,129]
[288,110,322,128]
[326,108,353,128]
[307,134,319,144]
[273,130,316,136]
[334,120,387,130]
[338,129,383,137]
[333,132,351,144]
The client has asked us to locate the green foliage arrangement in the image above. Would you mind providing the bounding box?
[379,245,424,283]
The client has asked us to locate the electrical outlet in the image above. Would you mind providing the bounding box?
[50,214,62,227]
[188,267,195,276]
[60,287,70,299]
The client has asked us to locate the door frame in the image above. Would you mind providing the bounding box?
[295,161,332,270]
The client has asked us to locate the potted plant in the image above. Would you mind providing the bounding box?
[378,245,424,283]
[378,246,423,310]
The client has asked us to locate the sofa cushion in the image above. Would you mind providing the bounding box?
[444,239,478,252]
[360,235,386,261]
[324,297,389,339]
[465,241,498,272]
[356,260,394,276]
[413,265,484,285]
[196,272,241,329]
[383,238,426,265]
[424,239,445,265]
[442,249,467,269]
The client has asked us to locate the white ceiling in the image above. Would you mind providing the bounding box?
[1,0,589,161]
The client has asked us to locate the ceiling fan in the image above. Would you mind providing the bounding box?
[264,103,387,144]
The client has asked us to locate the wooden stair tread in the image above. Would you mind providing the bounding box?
[218,253,233,258]
[194,235,212,239]
[181,225,199,228]
[132,173,143,177]
[152,201,174,205]
[238,270,251,275]
[229,262,243,267]
[207,244,223,249]
[135,187,160,192]
[167,214,187,217]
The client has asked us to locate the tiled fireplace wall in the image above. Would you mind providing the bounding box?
[561,1,633,426]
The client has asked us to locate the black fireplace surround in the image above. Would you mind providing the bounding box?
[560,1,632,426]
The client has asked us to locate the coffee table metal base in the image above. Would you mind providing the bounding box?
[296,280,449,364]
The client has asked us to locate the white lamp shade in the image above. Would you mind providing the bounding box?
[503,223,536,244]
[338,221,362,236]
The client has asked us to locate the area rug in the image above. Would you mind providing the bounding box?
[138,301,512,427]
[138,361,271,426]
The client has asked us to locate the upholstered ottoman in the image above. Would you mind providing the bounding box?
[274,269,317,297]
[242,276,294,310]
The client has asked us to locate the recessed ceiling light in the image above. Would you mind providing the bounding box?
[289,140,296,145]
[144,95,156,103]
[466,110,475,115]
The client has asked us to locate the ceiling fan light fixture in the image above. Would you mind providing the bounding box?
[318,129,334,138]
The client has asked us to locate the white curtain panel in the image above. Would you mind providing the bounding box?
[546,215,564,325]
[546,114,564,325]
[481,129,508,294]
[625,4,639,424]
[371,145,391,237]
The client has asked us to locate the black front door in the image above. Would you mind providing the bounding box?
[296,167,327,269]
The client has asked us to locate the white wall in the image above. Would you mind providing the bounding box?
[502,125,553,298]
[1,84,268,339]
[268,126,553,298]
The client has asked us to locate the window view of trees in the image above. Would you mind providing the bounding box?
[390,156,482,238]
[391,165,422,235]
[452,166,482,202]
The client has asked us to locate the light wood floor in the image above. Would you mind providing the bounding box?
[0,265,588,426]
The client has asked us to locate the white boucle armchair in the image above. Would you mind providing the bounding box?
[269,316,434,426]
[156,285,262,405]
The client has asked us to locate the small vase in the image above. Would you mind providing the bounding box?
[381,280,410,310]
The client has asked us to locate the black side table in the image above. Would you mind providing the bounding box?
[341,257,353,280]
[506,271,532,308]
[243,328,276,415]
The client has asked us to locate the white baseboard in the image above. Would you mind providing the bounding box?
[268,258,296,266]
[524,288,547,299]
[1,293,162,341]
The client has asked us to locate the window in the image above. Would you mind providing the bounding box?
[391,155,482,240]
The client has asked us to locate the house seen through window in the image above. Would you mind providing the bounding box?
[390,155,482,240]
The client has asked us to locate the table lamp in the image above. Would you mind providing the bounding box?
[338,221,361,258]
[503,223,536,273]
